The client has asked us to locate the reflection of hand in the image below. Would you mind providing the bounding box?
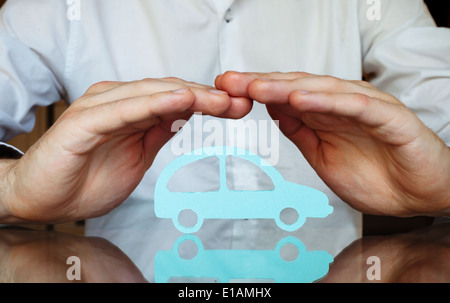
[216,71,450,217]
[0,78,252,223]
[321,223,450,282]
[0,228,147,282]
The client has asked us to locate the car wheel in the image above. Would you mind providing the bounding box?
[275,236,306,262]
[275,207,306,231]
[173,209,204,233]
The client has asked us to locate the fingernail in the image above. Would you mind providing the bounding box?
[172,88,189,94]
[209,89,228,95]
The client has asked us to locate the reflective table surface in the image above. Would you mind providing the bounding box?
[1,221,448,283]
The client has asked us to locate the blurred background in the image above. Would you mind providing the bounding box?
[0,0,449,236]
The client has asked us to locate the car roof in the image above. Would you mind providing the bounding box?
[157,146,285,185]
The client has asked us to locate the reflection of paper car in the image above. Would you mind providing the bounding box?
[154,235,333,283]
[155,146,333,233]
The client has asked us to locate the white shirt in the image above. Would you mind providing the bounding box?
[1,0,449,282]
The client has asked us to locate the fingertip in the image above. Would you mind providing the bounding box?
[224,97,254,119]
[222,70,241,79]
[289,90,314,110]
[172,87,196,99]
[170,88,196,110]
[214,74,224,90]
[247,78,289,104]
[218,71,253,98]
[187,88,232,116]
[172,87,190,94]
[247,78,268,97]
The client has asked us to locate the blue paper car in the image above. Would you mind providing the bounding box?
[154,146,333,233]
[154,235,334,283]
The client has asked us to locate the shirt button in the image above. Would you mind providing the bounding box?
[224,9,233,23]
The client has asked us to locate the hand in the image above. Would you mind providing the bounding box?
[216,71,450,217]
[1,77,252,223]
[321,223,450,282]
[0,228,147,282]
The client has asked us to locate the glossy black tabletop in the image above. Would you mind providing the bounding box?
[0,221,448,283]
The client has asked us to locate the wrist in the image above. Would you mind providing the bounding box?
[0,159,19,223]
[423,145,450,217]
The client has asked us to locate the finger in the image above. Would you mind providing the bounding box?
[298,112,362,134]
[70,89,195,146]
[71,87,250,142]
[266,104,304,136]
[267,103,362,140]
[81,78,247,118]
[172,88,251,119]
[215,71,253,98]
[142,116,190,167]
[215,71,312,98]
[163,75,254,118]
[160,77,211,89]
[81,79,241,119]
[186,89,232,116]
[78,78,213,108]
[266,104,321,167]
[289,91,419,145]
[85,81,124,94]
[215,97,253,119]
[247,76,400,105]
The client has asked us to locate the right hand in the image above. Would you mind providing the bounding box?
[1,78,252,223]
[321,223,450,282]
[216,71,450,217]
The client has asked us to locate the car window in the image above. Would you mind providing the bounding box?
[226,156,275,191]
[167,156,220,192]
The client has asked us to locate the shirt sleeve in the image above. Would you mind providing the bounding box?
[0,0,68,142]
[360,0,450,145]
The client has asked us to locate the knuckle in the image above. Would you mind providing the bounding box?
[352,79,375,89]
[222,70,242,81]
[132,78,157,91]
[87,81,114,93]
[111,99,132,124]
[162,76,181,82]
[56,107,77,121]
[223,70,238,77]
[71,95,88,106]
[294,71,310,78]
[209,98,231,116]
[354,93,371,107]
[323,76,342,89]
[140,78,156,85]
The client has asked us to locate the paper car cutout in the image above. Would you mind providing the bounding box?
[154,235,333,283]
[154,146,333,233]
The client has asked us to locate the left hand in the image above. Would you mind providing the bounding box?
[1,77,252,224]
[216,71,450,217]
[0,229,147,282]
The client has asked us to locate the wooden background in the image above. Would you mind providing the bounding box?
[1,0,449,236]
